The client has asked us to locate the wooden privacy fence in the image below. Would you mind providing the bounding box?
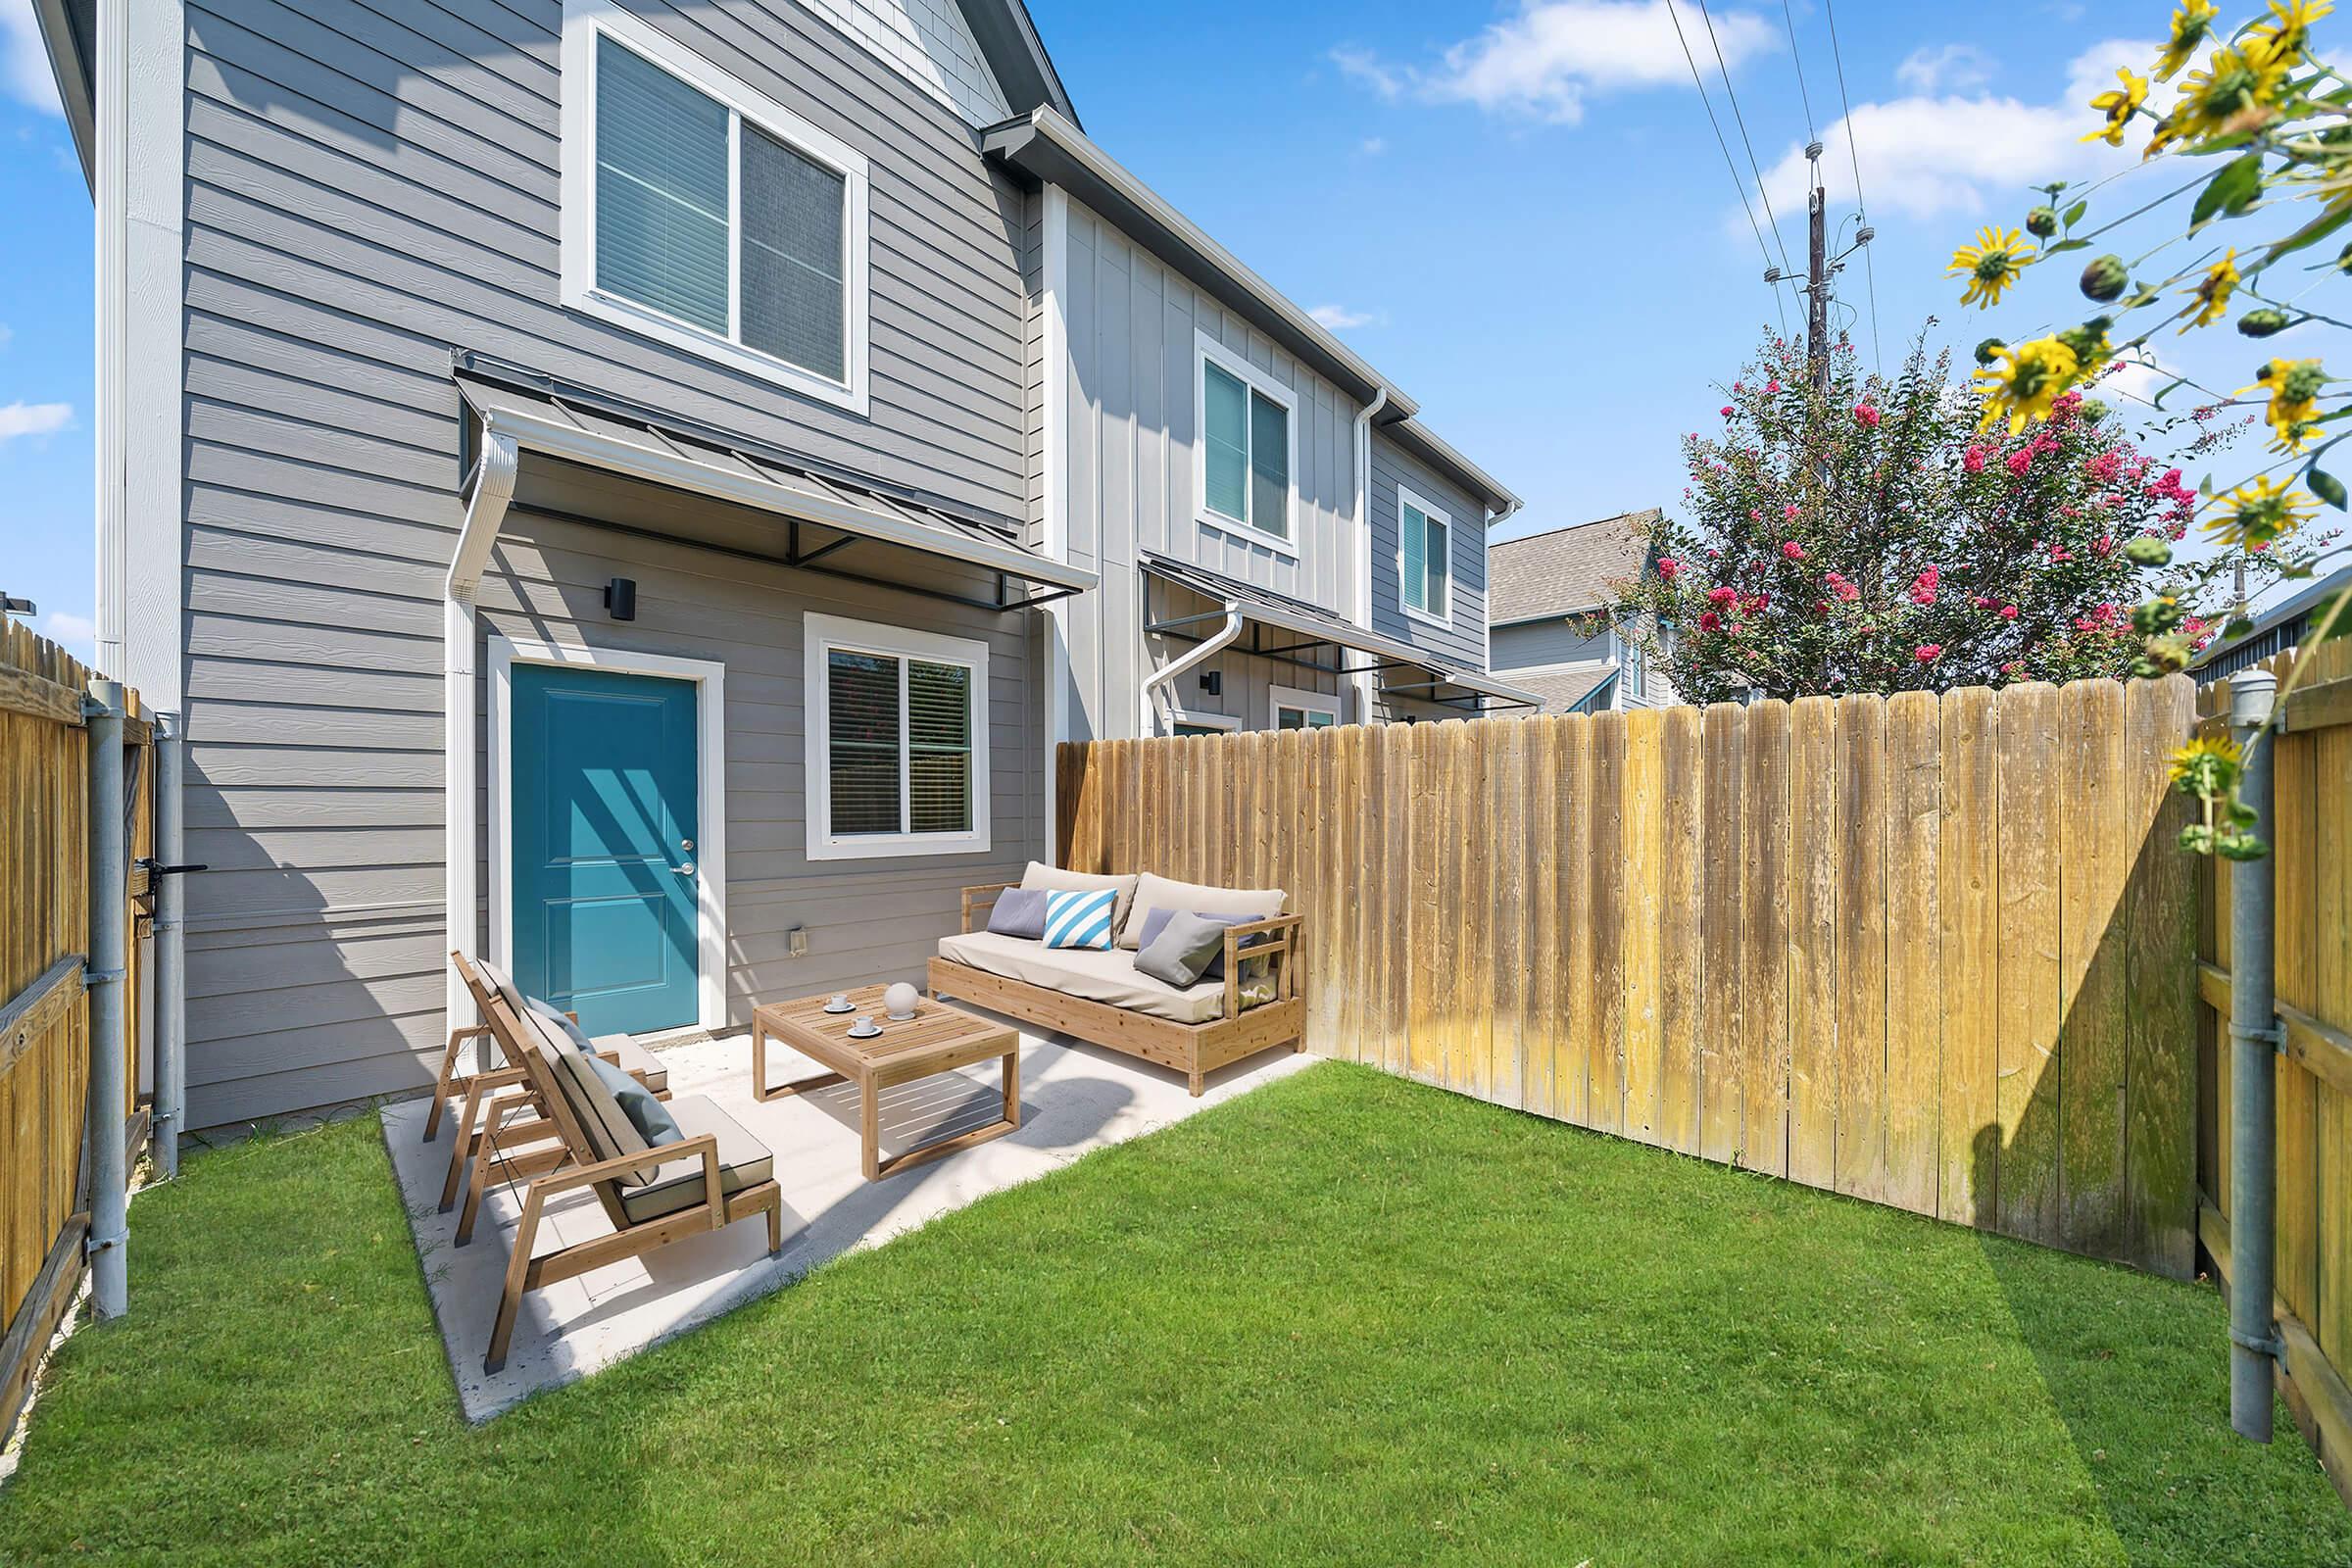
[2197,638,2352,1494]
[0,618,152,1444]
[1057,672,2201,1275]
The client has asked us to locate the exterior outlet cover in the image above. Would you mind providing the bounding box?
[787,926,809,957]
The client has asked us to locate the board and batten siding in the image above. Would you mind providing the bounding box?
[1054,193,1361,743]
[177,0,1039,1123]
[1367,429,1488,673]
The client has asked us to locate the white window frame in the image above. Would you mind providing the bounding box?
[1269,683,1343,731]
[1396,484,1452,629]
[806,612,991,860]
[1168,709,1241,736]
[560,0,871,414]
[1193,329,1299,558]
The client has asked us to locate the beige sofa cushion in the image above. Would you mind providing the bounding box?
[1117,872,1286,950]
[1020,861,1140,934]
[938,930,1228,1025]
[616,1096,774,1225]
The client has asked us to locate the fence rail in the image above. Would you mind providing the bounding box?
[1057,673,2201,1274]
[0,617,150,1446]
[2198,638,2352,1497]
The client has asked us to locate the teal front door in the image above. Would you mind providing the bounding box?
[510,662,701,1037]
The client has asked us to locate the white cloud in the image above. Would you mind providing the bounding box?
[0,323,13,350]
[1,0,60,115]
[1895,44,1993,94]
[1360,135,1387,156]
[1755,39,2165,222]
[1336,0,1775,125]
[37,610,94,658]
[0,400,71,440]
[1309,304,1380,330]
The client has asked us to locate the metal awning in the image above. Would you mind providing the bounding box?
[452,357,1095,607]
[1140,554,1539,711]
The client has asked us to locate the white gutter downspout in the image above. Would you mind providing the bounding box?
[1144,608,1244,736]
[442,430,518,1060]
[1350,388,1389,725]
[1482,496,1522,709]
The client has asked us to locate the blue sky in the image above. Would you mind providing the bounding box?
[0,0,2329,662]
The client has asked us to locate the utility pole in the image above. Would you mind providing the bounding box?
[1806,141,1830,393]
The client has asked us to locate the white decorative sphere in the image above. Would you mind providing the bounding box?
[884,981,920,1020]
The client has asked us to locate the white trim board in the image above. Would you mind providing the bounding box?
[485,636,730,1033]
[804,611,993,860]
[1193,329,1300,560]
[559,0,872,413]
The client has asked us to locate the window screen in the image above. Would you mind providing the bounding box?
[1249,389,1289,538]
[594,36,729,334]
[740,125,847,382]
[1202,362,1250,522]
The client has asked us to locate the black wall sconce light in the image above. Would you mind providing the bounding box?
[604,577,638,621]
[1198,669,1222,697]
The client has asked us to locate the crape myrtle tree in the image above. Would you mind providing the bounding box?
[1599,330,2232,707]
[1948,0,2352,858]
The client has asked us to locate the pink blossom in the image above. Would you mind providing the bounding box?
[1698,611,1723,632]
[1656,557,1680,582]
[1814,599,1831,616]
[1706,585,1738,607]
[2000,604,2020,621]
[2006,448,2034,477]
[1963,444,1990,474]
[2086,452,2124,484]
[1784,504,1801,520]
[1854,402,1881,428]
[1748,509,1763,522]
[1909,565,1939,607]
[1764,379,1781,394]
[1781,540,1804,560]
[1915,644,1942,663]
[1721,406,1736,417]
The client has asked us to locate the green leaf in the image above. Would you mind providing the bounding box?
[2263,202,2352,267]
[2044,238,2088,256]
[2316,587,2352,642]
[2063,199,2087,227]
[2191,153,2264,225]
[2308,466,2348,509]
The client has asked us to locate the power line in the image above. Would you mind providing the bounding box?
[1779,0,1817,144]
[1819,0,1882,375]
[1695,0,1794,279]
[1665,0,1789,333]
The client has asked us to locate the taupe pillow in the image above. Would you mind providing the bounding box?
[1118,872,1284,949]
[1137,909,1240,989]
[1020,861,1140,933]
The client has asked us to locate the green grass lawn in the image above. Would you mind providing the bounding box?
[2,1061,2346,1566]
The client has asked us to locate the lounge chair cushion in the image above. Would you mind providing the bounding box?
[472,962,667,1093]
[586,1054,680,1147]
[616,1096,775,1225]
[1117,872,1285,949]
[1019,861,1140,934]
[936,930,1229,1025]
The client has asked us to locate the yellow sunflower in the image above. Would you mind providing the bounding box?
[1947,226,2036,309]
[2149,41,2294,152]
[2204,474,2317,548]
[2083,66,2150,146]
[2155,0,2218,79]
[2239,356,2328,451]
[2181,249,2240,331]
[2168,732,2241,792]
[1975,337,2082,433]
[2256,0,2332,60]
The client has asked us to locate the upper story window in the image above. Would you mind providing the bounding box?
[561,1,870,413]
[1398,486,1451,626]
[806,613,991,859]
[1621,628,1645,700]
[1195,332,1297,556]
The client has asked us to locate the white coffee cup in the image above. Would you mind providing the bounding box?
[826,993,852,1011]
[849,1014,879,1037]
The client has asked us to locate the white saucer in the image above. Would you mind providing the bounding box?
[822,1000,857,1014]
[846,1023,883,1039]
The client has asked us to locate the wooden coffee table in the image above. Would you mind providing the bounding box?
[750,986,1019,1181]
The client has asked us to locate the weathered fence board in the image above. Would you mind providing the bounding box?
[1059,672,2202,1272]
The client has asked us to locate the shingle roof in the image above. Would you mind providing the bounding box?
[1505,662,1620,715]
[1487,510,1661,625]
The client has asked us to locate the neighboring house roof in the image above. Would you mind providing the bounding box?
[981,107,1519,517]
[1506,662,1621,715]
[1486,510,1662,627]
[2194,563,2352,683]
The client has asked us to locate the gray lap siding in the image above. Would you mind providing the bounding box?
[177,0,1038,1123]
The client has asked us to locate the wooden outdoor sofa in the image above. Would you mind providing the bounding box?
[927,866,1306,1097]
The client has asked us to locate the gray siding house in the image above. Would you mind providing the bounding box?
[45,0,1527,1127]
[1488,510,1678,714]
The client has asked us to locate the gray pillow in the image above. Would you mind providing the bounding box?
[986,887,1050,940]
[526,995,596,1054]
[586,1054,680,1147]
[1134,907,1264,980]
[1137,909,1245,988]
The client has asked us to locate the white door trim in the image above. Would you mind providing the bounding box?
[486,635,729,1033]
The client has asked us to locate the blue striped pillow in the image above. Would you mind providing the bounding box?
[1043,888,1118,951]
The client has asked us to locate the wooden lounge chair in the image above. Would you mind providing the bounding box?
[433,952,671,1215]
[472,990,782,1373]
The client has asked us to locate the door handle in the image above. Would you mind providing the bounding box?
[670,861,697,876]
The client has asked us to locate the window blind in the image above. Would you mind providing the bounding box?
[906,661,972,835]
[595,36,729,334]
[826,650,901,836]
[741,124,847,381]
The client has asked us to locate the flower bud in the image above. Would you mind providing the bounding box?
[2026,206,2060,238]
[2081,255,2130,302]
[2237,307,2290,337]
[2079,398,2110,424]
[1974,337,2005,367]
[2123,535,2173,565]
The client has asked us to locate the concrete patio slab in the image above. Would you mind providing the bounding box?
[382,1013,1312,1420]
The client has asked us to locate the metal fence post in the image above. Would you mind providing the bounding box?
[153,710,185,1179]
[2228,667,2279,1441]
[84,678,129,1320]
